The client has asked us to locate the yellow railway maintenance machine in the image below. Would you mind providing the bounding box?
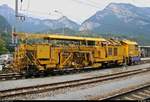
[10,32,140,76]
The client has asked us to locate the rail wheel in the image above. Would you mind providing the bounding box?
[25,65,38,78]
[38,71,46,77]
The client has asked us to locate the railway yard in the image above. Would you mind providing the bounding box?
[0,57,150,100]
[0,30,150,101]
[1,0,150,101]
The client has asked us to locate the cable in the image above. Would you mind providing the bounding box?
[21,9,81,24]
[71,0,101,9]
[20,0,49,19]
[26,0,30,15]
[84,0,101,6]
[62,13,82,24]
[20,0,23,11]
[21,9,50,16]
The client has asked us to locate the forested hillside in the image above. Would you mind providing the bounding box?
[0,15,11,54]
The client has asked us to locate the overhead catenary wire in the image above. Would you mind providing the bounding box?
[20,0,51,16]
[20,9,81,24]
[71,0,101,9]
[17,0,106,24]
[19,0,23,11]
[21,9,50,15]
[26,0,30,16]
[20,0,102,16]
[83,0,102,7]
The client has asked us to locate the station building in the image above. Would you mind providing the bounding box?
[139,46,150,57]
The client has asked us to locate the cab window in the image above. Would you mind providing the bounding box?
[108,48,113,56]
[87,41,95,46]
[114,48,118,56]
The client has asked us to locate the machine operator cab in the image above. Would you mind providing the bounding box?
[121,39,140,65]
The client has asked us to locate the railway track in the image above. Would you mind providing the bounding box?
[100,84,150,100]
[0,73,23,81]
[0,59,150,81]
[1,67,150,100]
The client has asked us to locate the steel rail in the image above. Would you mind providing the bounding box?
[99,84,150,100]
[0,73,23,81]
[1,67,150,99]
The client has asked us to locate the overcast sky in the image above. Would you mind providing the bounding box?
[0,0,150,24]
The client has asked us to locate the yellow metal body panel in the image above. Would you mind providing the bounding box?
[95,45,124,63]
[37,44,50,59]
[122,39,138,45]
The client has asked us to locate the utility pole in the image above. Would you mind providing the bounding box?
[15,0,18,18]
[12,0,25,44]
[12,0,19,44]
[15,0,25,21]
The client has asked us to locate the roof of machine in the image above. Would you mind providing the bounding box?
[121,39,138,45]
[107,39,121,45]
[44,34,106,41]
[13,32,107,42]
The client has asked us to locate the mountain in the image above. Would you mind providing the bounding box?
[0,14,11,33]
[0,4,80,32]
[42,16,79,31]
[1,3,150,45]
[80,3,150,37]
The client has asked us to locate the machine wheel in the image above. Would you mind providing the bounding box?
[25,65,38,78]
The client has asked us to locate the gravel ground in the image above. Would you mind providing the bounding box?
[36,71,150,100]
[0,63,150,91]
